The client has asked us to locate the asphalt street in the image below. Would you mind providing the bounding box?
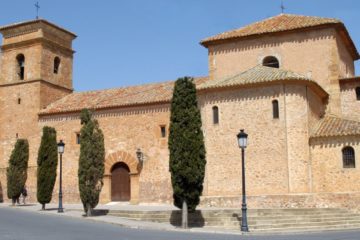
[1,207,360,240]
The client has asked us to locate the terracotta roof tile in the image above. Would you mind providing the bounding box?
[201,14,340,45]
[311,116,360,138]
[199,65,315,88]
[200,14,359,59]
[39,77,209,115]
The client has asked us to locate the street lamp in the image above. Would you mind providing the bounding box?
[237,129,249,232]
[57,140,65,213]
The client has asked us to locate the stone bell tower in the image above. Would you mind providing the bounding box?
[0,19,76,202]
[0,19,76,139]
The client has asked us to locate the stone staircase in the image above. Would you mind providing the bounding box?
[107,208,360,233]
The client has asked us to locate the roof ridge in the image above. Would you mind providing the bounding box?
[200,13,344,47]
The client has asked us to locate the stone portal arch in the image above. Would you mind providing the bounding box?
[102,151,141,204]
[105,151,139,175]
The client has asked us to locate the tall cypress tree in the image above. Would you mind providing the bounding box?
[168,77,206,228]
[6,139,29,205]
[78,109,105,216]
[37,126,58,210]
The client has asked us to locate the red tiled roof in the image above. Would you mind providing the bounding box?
[198,65,328,98]
[200,14,359,59]
[39,77,209,115]
[311,116,360,138]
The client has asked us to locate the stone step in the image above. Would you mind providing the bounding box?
[205,223,360,233]
[106,208,360,232]
[213,220,360,230]
[251,223,360,233]
[108,212,360,222]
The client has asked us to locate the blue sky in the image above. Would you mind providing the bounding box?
[0,0,359,91]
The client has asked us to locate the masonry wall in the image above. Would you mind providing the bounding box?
[0,44,43,83]
[37,104,172,204]
[310,136,360,193]
[340,81,360,121]
[0,82,43,203]
[207,28,351,115]
[198,83,323,207]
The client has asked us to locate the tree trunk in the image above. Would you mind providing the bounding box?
[182,200,188,229]
[42,203,45,210]
[86,203,92,217]
[11,198,15,206]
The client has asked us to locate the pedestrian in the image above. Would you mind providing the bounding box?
[21,186,27,205]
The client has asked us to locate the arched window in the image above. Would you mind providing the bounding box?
[212,106,219,124]
[272,100,279,119]
[342,146,355,168]
[356,87,360,101]
[263,56,279,68]
[54,57,61,74]
[16,54,25,80]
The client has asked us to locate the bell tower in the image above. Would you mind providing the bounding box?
[0,19,76,90]
[0,19,76,139]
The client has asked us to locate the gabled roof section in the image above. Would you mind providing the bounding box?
[39,77,209,115]
[311,116,360,138]
[201,14,359,59]
[198,65,328,98]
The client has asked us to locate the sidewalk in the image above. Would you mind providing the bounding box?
[0,202,244,236]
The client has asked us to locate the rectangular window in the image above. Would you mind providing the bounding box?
[76,133,81,144]
[160,126,166,138]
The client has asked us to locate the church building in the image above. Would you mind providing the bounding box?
[0,14,360,210]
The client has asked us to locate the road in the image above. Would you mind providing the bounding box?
[1,207,360,240]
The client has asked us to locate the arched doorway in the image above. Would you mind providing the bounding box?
[111,162,130,201]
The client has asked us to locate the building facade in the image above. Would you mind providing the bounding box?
[0,14,360,210]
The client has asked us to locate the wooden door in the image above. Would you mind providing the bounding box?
[111,162,130,201]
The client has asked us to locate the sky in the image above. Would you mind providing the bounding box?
[0,0,359,92]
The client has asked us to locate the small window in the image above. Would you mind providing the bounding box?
[16,54,25,80]
[263,56,279,68]
[76,133,81,144]
[272,100,279,119]
[356,87,360,101]
[342,146,355,168]
[212,106,219,124]
[160,126,166,138]
[17,98,21,104]
[54,57,60,74]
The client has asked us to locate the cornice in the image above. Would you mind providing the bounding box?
[1,37,75,55]
[0,79,73,92]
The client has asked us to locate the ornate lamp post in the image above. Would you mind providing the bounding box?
[57,140,65,213]
[237,129,249,232]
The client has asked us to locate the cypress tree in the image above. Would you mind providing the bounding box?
[168,77,206,228]
[78,109,105,216]
[6,139,29,205]
[37,126,58,210]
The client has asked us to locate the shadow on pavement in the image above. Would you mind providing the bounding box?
[170,210,205,228]
[81,209,109,217]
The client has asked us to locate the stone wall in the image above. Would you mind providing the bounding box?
[198,83,323,201]
[310,136,360,193]
[340,81,360,120]
[36,104,172,204]
[207,28,352,116]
